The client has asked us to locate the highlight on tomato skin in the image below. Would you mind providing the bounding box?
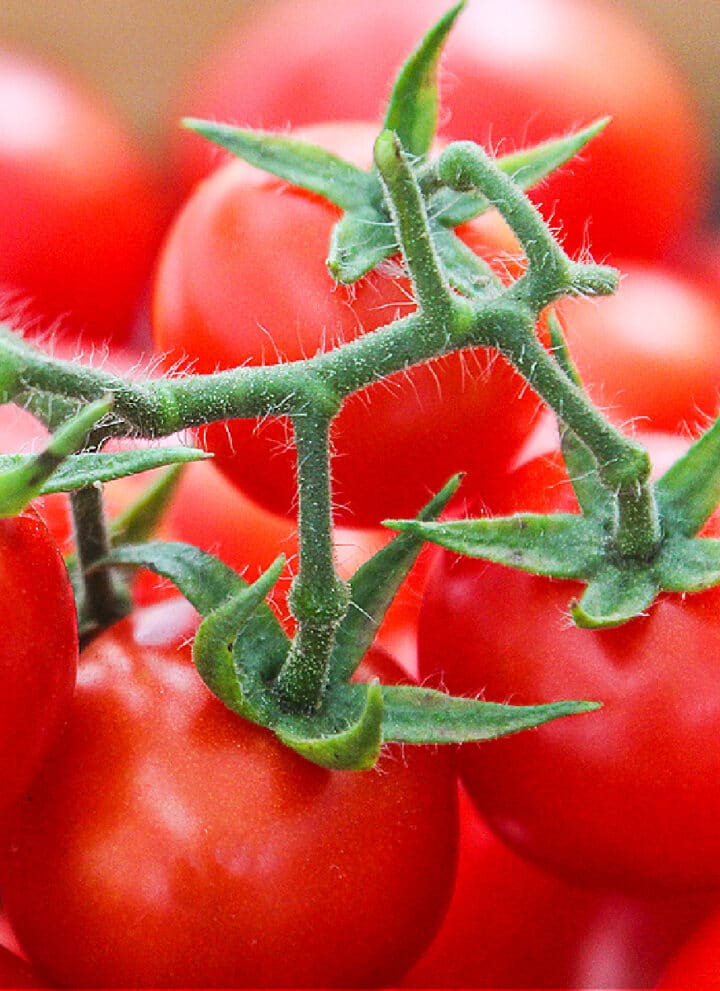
[167,0,709,262]
[0,598,459,990]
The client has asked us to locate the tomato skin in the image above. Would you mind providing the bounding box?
[659,908,720,988]
[0,49,165,344]
[170,0,707,261]
[153,122,539,528]
[0,507,77,810]
[0,944,50,989]
[551,262,720,434]
[1,598,458,989]
[417,440,720,893]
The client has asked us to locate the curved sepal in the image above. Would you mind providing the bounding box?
[182,121,375,212]
[330,474,462,683]
[431,226,502,295]
[327,210,397,284]
[387,513,601,579]
[570,566,659,628]
[655,536,720,593]
[277,681,384,771]
[193,557,286,721]
[383,2,464,157]
[380,684,600,743]
[655,414,720,537]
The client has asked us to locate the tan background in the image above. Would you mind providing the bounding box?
[0,1,717,165]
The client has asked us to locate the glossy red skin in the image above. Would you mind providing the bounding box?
[403,786,718,989]
[169,0,708,261]
[1,598,458,989]
[418,440,720,893]
[0,49,165,344]
[659,908,720,988]
[153,122,539,527]
[0,507,77,809]
[551,262,720,434]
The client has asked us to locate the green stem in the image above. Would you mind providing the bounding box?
[70,485,131,642]
[275,413,349,713]
[374,130,455,324]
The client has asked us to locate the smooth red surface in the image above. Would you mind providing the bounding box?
[1,599,458,988]
[0,49,165,344]
[0,507,77,809]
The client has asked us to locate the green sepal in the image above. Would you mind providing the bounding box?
[655,537,720,593]
[330,474,462,684]
[431,225,502,295]
[570,566,659,629]
[181,120,375,212]
[0,446,207,501]
[107,464,185,547]
[655,415,720,537]
[193,557,287,721]
[0,395,112,516]
[387,513,601,579]
[277,681,384,770]
[380,684,601,743]
[428,118,611,228]
[546,310,615,523]
[383,1,464,158]
[327,210,397,284]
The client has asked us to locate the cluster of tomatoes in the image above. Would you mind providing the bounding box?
[2,0,720,987]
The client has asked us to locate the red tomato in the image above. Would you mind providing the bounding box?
[169,0,708,261]
[403,786,718,989]
[153,121,539,528]
[0,48,166,344]
[0,506,77,809]
[0,598,458,988]
[417,436,720,893]
[550,262,720,434]
[659,908,720,988]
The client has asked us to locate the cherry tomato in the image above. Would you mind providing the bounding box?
[403,786,718,989]
[0,505,77,809]
[153,121,540,528]
[550,262,720,434]
[1,598,458,988]
[417,436,720,893]
[0,48,166,344]
[169,0,708,261]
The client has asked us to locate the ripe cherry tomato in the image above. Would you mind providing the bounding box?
[550,262,720,434]
[153,122,540,528]
[1,598,458,988]
[0,48,166,344]
[417,437,720,893]
[169,0,708,261]
[403,786,718,989]
[0,505,77,809]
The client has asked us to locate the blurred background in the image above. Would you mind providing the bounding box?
[0,0,717,166]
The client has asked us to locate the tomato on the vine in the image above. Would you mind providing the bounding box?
[153,121,539,528]
[0,48,166,344]
[0,505,77,809]
[0,597,458,989]
[417,436,720,893]
[169,0,708,261]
